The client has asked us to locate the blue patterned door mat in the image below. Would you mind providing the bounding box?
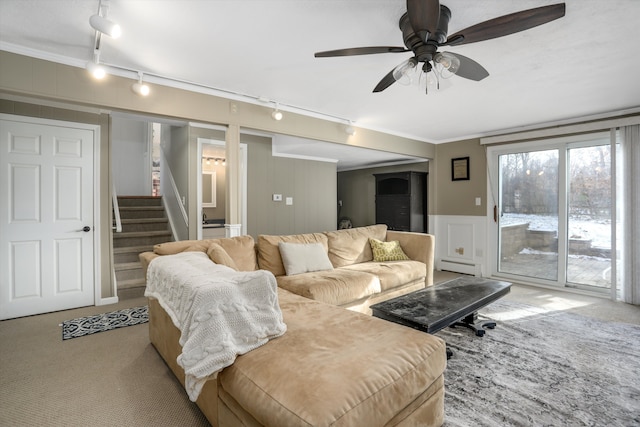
[61,305,148,340]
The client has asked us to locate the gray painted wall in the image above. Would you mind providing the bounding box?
[111,117,150,196]
[244,134,337,237]
[337,162,430,229]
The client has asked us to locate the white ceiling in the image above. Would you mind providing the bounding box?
[1,0,639,168]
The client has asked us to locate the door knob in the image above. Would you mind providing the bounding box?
[82,226,91,232]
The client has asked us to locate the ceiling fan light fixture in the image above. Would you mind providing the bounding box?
[434,52,460,79]
[392,58,418,86]
[89,14,122,39]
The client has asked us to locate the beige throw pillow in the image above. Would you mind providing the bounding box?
[206,242,238,270]
[369,238,410,262]
[278,242,334,276]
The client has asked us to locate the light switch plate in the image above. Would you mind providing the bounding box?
[273,194,282,202]
[286,197,293,205]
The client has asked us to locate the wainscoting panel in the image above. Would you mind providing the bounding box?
[433,215,488,276]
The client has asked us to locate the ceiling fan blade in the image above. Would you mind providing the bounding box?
[407,0,440,42]
[373,68,398,93]
[443,52,489,81]
[445,3,566,46]
[314,47,409,57]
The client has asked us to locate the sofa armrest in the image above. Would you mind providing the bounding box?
[139,252,159,283]
[386,231,435,287]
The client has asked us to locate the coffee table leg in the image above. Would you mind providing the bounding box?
[451,312,497,337]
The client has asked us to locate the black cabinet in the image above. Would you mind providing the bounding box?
[374,171,427,232]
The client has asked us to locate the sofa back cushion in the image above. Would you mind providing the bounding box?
[257,233,328,277]
[324,224,388,267]
[153,236,258,271]
[214,236,258,271]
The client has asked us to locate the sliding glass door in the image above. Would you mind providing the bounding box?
[490,133,616,294]
[566,144,614,289]
[498,149,560,281]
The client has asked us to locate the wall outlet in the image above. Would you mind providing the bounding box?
[181,196,186,206]
[475,197,481,206]
[286,197,293,205]
[272,194,282,202]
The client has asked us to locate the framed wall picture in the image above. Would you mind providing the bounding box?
[451,156,470,181]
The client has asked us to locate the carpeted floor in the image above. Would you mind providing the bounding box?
[439,300,640,426]
[1,285,639,426]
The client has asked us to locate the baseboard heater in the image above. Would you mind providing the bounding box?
[438,259,481,276]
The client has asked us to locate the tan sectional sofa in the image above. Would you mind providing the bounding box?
[139,225,446,426]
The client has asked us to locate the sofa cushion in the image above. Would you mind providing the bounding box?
[214,235,258,271]
[278,242,334,276]
[218,288,447,427]
[341,260,426,291]
[257,233,328,276]
[324,224,388,267]
[369,238,410,262]
[276,269,380,306]
[206,242,238,270]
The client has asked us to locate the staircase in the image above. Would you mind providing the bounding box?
[113,196,173,299]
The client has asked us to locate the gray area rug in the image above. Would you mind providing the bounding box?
[61,305,148,340]
[437,300,640,427]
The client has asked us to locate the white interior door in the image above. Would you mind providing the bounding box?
[0,116,95,320]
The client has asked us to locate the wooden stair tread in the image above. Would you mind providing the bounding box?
[113,230,171,238]
[114,262,143,271]
[117,196,162,199]
[121,218,167,223]
[113,245,153,254]
[119,206,164,211]
[117,278,147,290]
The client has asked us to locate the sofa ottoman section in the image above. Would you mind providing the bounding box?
[217,289,447,426]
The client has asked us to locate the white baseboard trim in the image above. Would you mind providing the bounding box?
[97,296,119,306]
[438,259,482,276]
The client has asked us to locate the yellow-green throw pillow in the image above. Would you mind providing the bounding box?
[369,238,410,262]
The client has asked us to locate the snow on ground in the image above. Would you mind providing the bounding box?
[501,213,613,248]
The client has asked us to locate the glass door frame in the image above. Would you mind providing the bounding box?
[487,131,615,295]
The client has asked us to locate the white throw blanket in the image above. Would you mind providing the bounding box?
[144,252,287,401]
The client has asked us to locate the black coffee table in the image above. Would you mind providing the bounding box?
[371,276,511,351]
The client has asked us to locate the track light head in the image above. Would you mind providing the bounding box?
[132,82,150,96]
[86,60,106,79]
[90,14,122,38]
[345,121,356,136]
[131,72,150,96]
[271,102,283,121]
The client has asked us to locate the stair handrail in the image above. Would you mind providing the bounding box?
[112,183,123,233]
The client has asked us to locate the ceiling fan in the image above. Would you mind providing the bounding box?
[314,1,566,93]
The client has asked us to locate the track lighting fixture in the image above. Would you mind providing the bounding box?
[271,103,283,121]
[89,14,121,39]
[345,121,356,136]
[86,50,106,79]
[206,158,211,165]
[132,72,150,96]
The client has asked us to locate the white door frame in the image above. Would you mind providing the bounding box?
[197,137,248,238]
[0,113,103,310]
